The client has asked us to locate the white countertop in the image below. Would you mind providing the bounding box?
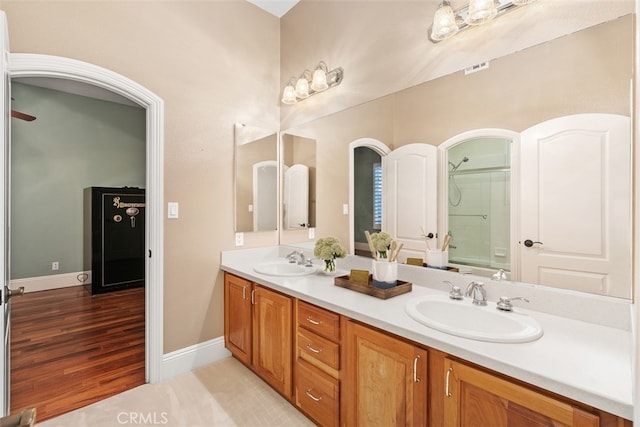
[221,246,633,420]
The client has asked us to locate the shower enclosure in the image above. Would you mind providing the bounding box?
[447,138,510,270]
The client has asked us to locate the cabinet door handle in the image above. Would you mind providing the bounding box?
[306,344,322,354]
[251,289,255,305]
[242,286,246,300]
[413,355,421,383]
[306,316,321,325]
[305,389,323,402]
[445,367,453,397]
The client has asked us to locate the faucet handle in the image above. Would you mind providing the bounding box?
[443,281,463,300]
[496,296,530,312]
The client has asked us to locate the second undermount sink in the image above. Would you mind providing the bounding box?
[405,295,543,343]
[253,261,317,277]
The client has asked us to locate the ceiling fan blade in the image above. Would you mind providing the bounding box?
[11,110,36,122]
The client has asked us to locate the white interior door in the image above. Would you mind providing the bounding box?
[519,114,631,298]
[0,11,9,416]
[384,143,437,261]
[283,164,309,229]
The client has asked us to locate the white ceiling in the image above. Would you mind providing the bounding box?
[246,0,300,17]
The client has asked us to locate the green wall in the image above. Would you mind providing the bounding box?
[11,82,146,280]
[354,147,381,244]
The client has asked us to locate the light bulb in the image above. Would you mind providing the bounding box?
[465,0,497,26]
[311,68,328,92]
[281,84,297,105]
[295,76,309,99]
[431,1,459,41]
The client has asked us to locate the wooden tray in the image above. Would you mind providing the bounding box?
[334,275,412,299]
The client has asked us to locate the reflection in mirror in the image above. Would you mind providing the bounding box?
[447,138,511,271]
[282,133,316,230]
[234,124,278,232]
[353,146,383,256]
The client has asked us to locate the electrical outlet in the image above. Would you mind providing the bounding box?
[308,227,315,239]
[235,232,244,246]
[51,261,59,271]
[342,204,349,215]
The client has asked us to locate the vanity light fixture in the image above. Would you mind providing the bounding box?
[281,61,343,105]
[429,0,537,43]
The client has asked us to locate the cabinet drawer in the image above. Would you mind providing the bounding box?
[295,360,339,427]
[297,301,340,341]
[297,329,340,371]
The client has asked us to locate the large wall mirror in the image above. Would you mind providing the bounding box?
[281,14,633,299]
[234,123,278,232]
[281,133,316,230]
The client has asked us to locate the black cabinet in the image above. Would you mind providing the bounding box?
[84,187,145,295]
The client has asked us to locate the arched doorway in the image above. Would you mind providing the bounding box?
[348,138,390,255]
[8,54,163,387]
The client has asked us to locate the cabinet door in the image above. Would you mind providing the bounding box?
[443,359,599,427]
[223,273,252,366]
[344,321,427,426]
[252,286,292,398]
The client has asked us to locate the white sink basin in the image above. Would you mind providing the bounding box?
[405,295,543,343]
[253,261,317,277]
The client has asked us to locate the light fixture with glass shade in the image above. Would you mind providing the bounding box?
[428,0,537,43]
[281,61,343,105]
[431,1,459,42]
[281,78,297,105]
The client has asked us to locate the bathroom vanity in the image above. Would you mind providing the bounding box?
[221,246,633,426]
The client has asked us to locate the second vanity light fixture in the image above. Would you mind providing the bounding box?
[281,61,344,105]
[430,0,537,42]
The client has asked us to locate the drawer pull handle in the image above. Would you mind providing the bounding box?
[305,389,323,402]
[413,355,421,383]
[306,344,322,354]
[306,316,322,325]
[445,367,453,397]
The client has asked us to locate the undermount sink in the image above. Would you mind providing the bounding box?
[405,295,543,343]
[253,261,317,277]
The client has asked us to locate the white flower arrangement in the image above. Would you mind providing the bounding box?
[370,231,393,259]
[314,236,346,273]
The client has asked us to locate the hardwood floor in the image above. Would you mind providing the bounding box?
[9,285,145,422]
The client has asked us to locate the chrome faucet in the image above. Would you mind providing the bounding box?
[492,269,507,281]
[286,250,306,265]
[465,281,487,306]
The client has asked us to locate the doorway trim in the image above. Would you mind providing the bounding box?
[348,138,391,255]
[9,53,164,383]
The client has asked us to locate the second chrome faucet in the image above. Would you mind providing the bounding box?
[465,281,487,306]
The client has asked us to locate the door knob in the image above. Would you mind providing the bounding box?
[4,286,24,303]
[523,239,543,248]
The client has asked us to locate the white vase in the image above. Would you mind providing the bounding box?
[372,260,398,288]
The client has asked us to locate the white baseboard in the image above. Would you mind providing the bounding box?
[10,271,91,293]
[162,336,231,381]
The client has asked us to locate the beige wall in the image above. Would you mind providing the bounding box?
[1,0,281,352]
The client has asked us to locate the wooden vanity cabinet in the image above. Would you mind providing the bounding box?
[343,320,428,426]
[223,273,293,399]
[440,356,628,427]
[293,300,341,427]
[223,272,252,366]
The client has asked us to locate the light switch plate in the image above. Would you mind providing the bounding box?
[168,202,179,219]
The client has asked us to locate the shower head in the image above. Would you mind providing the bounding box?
[449,156,469,171]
